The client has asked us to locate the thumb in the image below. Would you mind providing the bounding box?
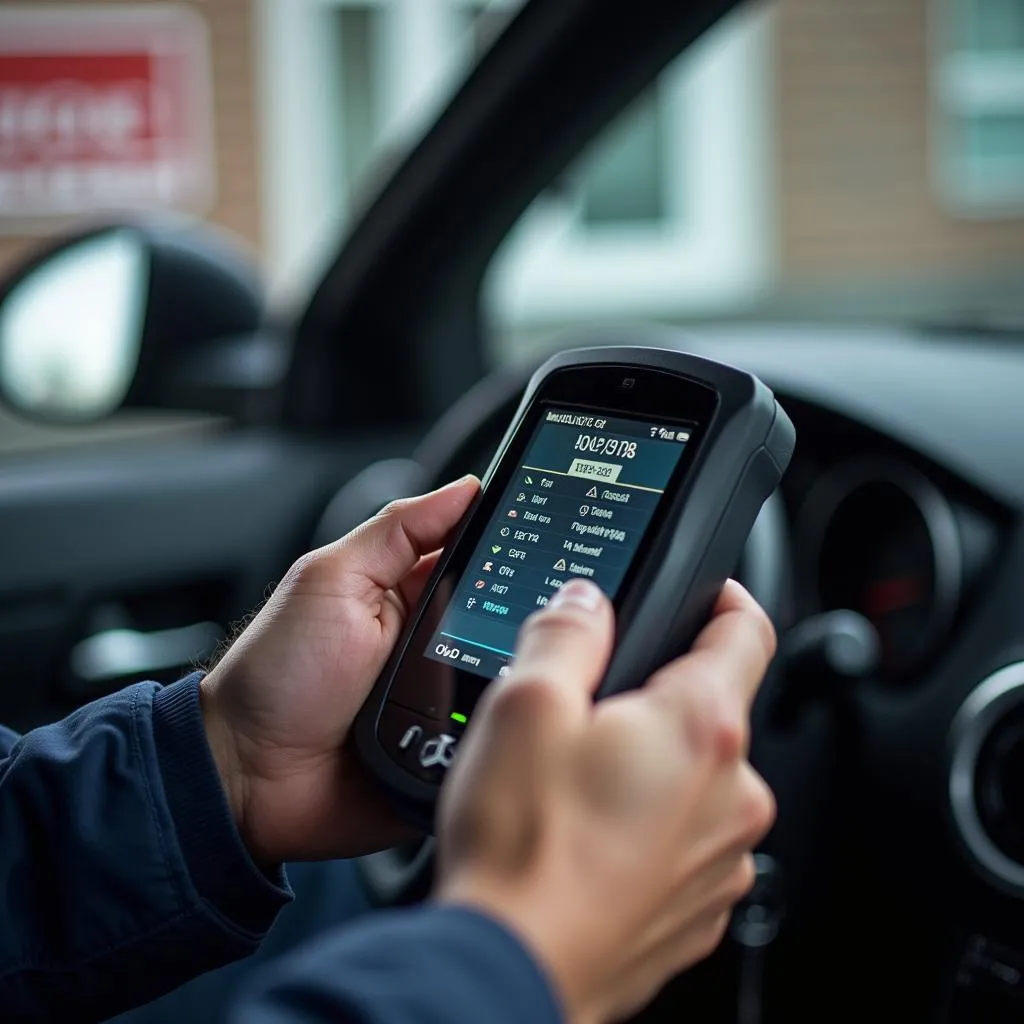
[480,578,615,737]
[334,476,479,591]
[441,579,614,837]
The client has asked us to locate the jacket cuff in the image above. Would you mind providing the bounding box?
[152,673,291,935]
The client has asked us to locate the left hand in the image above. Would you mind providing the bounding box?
[199,476,479,865]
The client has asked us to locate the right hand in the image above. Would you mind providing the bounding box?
[435,577,777,1024]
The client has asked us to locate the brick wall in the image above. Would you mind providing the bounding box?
[0,0,261,276]
[775,0,1024,287]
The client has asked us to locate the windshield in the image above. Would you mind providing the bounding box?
[0,0,1022,403]
[256,0,1024,361]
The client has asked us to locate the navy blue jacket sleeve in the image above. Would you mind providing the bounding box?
[231,904,565,1024]
[1,678,563,1024]
[0,675,291,1023]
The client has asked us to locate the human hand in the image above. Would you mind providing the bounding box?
[436,577,776,1024]
[199,476,479,865]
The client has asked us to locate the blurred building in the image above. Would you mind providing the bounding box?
[0,0,1022,334]
[773,0,1024,327]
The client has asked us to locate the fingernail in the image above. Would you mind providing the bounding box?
[548,578,602,611]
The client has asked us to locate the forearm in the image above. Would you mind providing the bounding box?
[231,905,564,1024]
[0,675,290,1023]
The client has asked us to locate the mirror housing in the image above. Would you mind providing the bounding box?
[0,217,281,424]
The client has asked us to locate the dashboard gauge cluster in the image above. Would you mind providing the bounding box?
[798,458,964,676]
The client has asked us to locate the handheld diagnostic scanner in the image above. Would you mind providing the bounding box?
[355,347,795,826]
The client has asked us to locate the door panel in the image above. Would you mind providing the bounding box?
[0,429,415,730]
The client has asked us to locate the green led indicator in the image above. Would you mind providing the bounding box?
[450,712,468,724]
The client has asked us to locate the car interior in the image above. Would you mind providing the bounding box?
[0,0,1023,1020]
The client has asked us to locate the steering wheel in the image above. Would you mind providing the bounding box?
[314,345,794,909]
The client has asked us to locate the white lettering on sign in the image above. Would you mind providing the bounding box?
[0,83,148,160]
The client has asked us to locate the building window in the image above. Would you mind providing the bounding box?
[933,0,1024,215]
[486,5,771,334]
[577,87,670,228]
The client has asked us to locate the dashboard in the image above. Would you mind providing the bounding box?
[341,323,1024,1021]
[439,325,1024,1020]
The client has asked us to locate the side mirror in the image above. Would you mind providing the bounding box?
[0,219,282,424]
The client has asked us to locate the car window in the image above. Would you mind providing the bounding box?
[483,0,1024,364]
[257,0,1024,363]
[1,0,1022,455]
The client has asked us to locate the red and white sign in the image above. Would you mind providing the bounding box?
[0,5,215,222]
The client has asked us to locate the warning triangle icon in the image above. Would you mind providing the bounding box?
[586,486,598,498]
[553,558,567,571]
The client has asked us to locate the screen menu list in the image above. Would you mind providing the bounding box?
[424,407,691,681]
